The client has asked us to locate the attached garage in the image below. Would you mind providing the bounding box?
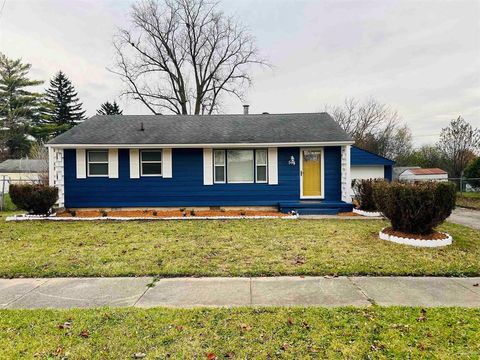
[350,146,395,195]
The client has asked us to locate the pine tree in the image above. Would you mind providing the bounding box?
[41,71,85,136]
[96,101,123,115]
[0,53,43,158]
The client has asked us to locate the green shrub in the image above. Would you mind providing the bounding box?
[373,181,456,234]
[9,184,58,215]
[352,179,383,211]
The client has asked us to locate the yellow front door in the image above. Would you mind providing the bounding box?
[302,149,322,197]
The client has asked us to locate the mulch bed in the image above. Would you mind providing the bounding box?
[57,209,289,218]
[382,227,449,240]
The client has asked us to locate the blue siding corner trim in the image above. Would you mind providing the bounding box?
[64,147,344,208]
[351,146,395,166]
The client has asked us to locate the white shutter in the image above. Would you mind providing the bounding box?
[203,148,213,185]
[108,149,119,178]
[129,149,140,179]
[268,147,278,185]
[76,149,86,179]
[162,148,172,178]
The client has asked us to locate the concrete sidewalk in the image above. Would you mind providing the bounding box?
[1,276,480,309]
[448,207,480,230]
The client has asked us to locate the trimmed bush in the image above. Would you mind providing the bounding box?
[352,179,383,211]
[373,181,456,234]
[9,184,58,215]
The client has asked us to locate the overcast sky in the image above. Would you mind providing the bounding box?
[0,0,479,146]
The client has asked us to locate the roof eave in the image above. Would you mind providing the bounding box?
[46,140,355,149]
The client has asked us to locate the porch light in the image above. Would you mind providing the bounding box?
[288,155,296,166]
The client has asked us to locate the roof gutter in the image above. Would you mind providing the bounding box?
[46,141,355,149]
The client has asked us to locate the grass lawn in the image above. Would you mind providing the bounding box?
[457,192,480,210]
[1,216,479,277]
[1,307,479,359]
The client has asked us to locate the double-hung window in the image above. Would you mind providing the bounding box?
[214,150,226,183]
[87,150,108,177]
[141,150,162,176]
[255,149,268,183]
[213,149,268,184]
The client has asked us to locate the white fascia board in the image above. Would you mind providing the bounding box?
[46,141,355,149]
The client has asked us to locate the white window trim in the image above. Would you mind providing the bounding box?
[300,147,325,199]
[87,150,109,177]
[213,150,226,184]
[140,149,162,177]
[255,149,268,183]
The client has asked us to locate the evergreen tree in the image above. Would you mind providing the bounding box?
[96,101,123,115]
[41,71,85,136]
[0,53,43,159]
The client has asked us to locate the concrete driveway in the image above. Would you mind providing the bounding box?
[448,208,480,230]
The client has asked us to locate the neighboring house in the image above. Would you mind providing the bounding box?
[393,166,420,180]
[46,112,389,214]
[349,146,394,195]
[398,168,448,182]
[0,159,45,193]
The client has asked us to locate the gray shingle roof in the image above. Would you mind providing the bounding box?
[0,159,45,173]
[48,113,352,145]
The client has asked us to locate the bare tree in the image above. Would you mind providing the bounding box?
[438,116,480,177]
[326,97,411,160]
[111,0,267,115]
[29,142,49,185]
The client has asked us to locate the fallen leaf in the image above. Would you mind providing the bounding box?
[240,323,252,332]
[281,343,289,351]
[417,308,427,322]
[287,318,294,326]
[79,329,90,338]
[206,353,217,360]
[175,325,183,331]
[58,322,71,330]
[133,353,146,359]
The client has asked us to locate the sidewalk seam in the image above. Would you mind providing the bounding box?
[5,278,51,308]
[133,277,157,307]
[347,277,375,306]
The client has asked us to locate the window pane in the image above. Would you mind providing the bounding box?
[214,150,225,165]
[88,151,108,162]
[141,151,162,161]
[142,163,162,175]
[256,149,267,165]
[89,163,108,176]
[227,150,254,182]
[257,165,267,182]
[215,166,225,182]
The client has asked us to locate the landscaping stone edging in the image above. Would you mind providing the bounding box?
[5,214,298,222]
[353,208,383,217]
[379,227,452,247]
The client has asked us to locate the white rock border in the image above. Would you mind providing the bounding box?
[6,213,298,222]
[353,208,383,217]
[379,227,452,247]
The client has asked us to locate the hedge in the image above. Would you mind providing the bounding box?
[373,181,456,235]
[9,184,58,215]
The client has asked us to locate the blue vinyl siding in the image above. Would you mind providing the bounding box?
[350,146,395,166]
[64,147,344,208]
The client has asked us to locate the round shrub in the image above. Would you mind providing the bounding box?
[9,184,58,215]
[373,181,456,235]
[352,178,384,211]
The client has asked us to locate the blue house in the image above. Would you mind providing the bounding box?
[47,112,391,214]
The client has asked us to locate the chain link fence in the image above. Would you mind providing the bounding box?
[448,178,480,193]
